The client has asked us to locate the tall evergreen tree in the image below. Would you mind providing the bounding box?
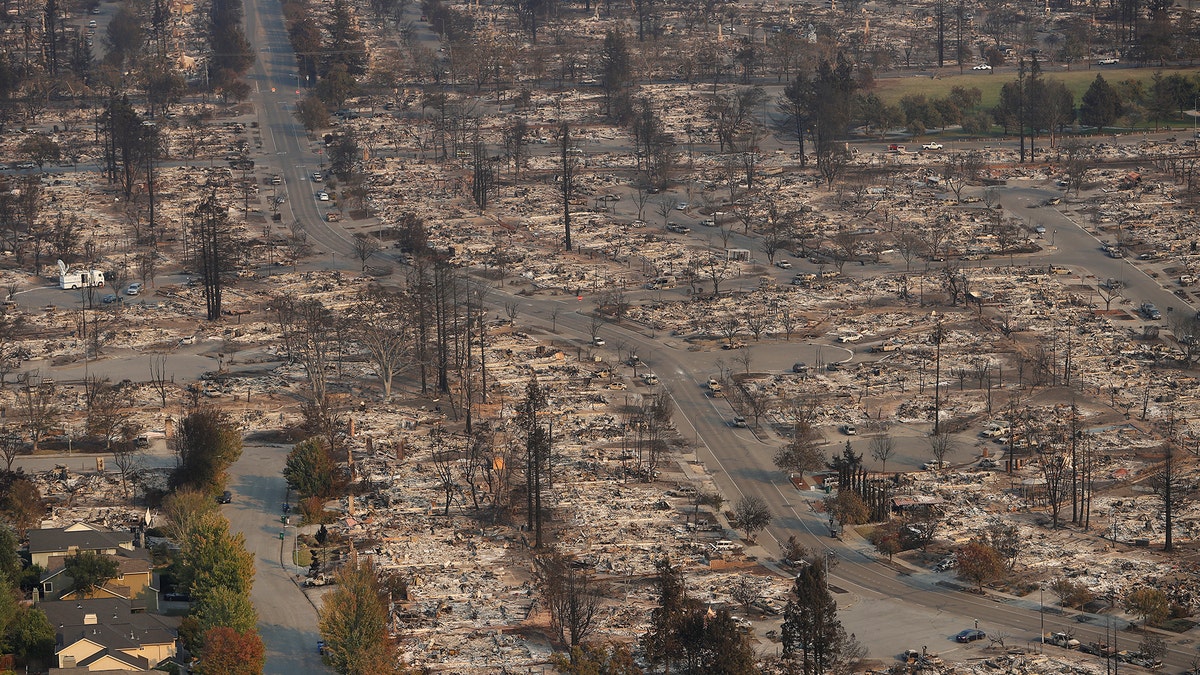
[781,560,849,675]
[323,0,367,77]
[1080,75,1122,132]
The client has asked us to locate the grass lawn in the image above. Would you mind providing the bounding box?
[874,66,1200,111]
[294,546,313,567]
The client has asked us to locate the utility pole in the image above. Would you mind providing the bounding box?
[936,0,945,68]
[933,315,945,434]
[1018,58,1027,163]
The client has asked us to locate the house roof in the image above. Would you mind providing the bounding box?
[29,523,133,555]
[75,646,150,670]
[45,599,179,657]
[42,549,153,582]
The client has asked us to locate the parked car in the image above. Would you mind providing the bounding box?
[775,259,792,268]
[125,282,142,296]
[312,172,322,181]
[955,629,986,643]
[1140,302,1162,320]
[973,63,993,70]
[317,640,326,655]
[101,294,117,304]
[732,416,747,428]
[218,490,232,504]
[922,142,943,150]
[317,191,330,201]
[1097,57,1120,65]
[592,337,605,346]
[841,424,857,435]
[792,362,809,374]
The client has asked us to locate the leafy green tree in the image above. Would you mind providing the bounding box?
[318,558,397,675]
[825,490,869,526]
[162,488,219,540]
[599,30,632,120]
[284,438,337,499]
[955,540,1003,591]
[64,552,120,599]
[196,627,265,675]
[867,521,903,560]
[322,0,367,76]
[641,556,689,672]
[102,2,144,71]
[781,559,848,675]
[1049,577,1094,609]
[316,62,358,107]
[0,526,22,584]
[675,606,756,674]
[1124,587,1169,628]
[1081,75,1122,132]
[181,585,259,650]
[4,606,55,662]
[177,514,255,601]
[288,18,322,83]
[327,127,361,181]
[296,94,332,133]
[777,69,814,166]
[207,0,255,89]
[17,134,60,170]
[0,472,43,534]
[171,404,243,493]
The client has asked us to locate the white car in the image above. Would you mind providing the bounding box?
[1097,57,1120,65]
[972,63,993,70]
[125,282,142,296]
[922,142,943,150]
[837,332,862,343]
[312,172,322,181]
[592,337,605,346]
[675,202,688,210]
[317,191,330,201]
[775,260,792,269]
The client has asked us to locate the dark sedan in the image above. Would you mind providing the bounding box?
[955,629,986,643]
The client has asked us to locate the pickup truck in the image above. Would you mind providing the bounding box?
[1044,632,1080,649]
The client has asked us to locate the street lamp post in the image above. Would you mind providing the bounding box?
[1040,584,1045,652]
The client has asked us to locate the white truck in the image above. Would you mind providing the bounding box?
[57,260,105,290]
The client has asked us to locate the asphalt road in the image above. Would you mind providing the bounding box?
[222,444,325,675]
[231,0,346,669]
[998,184,1197,324]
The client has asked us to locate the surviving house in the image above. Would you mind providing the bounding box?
[39,548,157,610]
[28,523,135,569]
[42,598,180,673]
